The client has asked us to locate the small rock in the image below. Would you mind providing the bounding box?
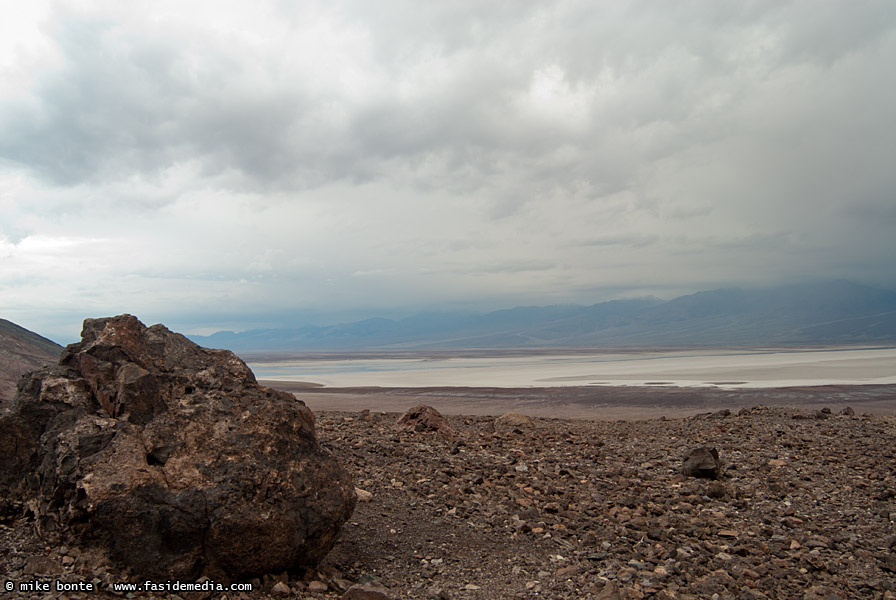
[342,582,397,600]
[804,585,842,600]
[332,576,354,591]
[705,481,728,499]
[494,412,535,433]
[596,580,623,600]
[839,406,855,416]
[397,404,456,439]
[25,556,63,576]
[881,554,896,573]
[271,582,291,596]
[782,516,804,528]
[307,580,328,593]
[718,529,738,538]
[682,447,721,479]
[425,586,451,600]
[355,488,373,502]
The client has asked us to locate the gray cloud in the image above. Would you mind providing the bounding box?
[1,0,895,340]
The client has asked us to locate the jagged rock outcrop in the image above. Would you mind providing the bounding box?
[0,314,355,580]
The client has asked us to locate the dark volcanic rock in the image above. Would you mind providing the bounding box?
[682,446,722,479]
[0,314,355,580]
[397,404,455,439]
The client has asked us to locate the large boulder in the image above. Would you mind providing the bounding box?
[0,315,355,580]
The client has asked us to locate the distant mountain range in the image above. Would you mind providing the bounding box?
[190,280,896,352]
[0,318,63,402]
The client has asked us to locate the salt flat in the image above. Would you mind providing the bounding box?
[249,346,896,389]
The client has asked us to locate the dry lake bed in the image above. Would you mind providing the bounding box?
[251,346,896,419]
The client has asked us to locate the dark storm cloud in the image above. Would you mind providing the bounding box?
[4,1,892,205]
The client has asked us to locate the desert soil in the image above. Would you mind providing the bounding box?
[262,382,896,420]
[2,385,895,599]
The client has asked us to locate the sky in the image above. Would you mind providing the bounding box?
[1,1,895,343]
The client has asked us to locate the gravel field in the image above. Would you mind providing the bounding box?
[3,399,895,599]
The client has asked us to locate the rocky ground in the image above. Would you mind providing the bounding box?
[2,404,896,599]
[267,382,896,421]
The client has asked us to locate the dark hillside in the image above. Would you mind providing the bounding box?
[0,318,63,402]
[192,281,896,351]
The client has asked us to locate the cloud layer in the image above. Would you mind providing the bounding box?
[2,1,895,341]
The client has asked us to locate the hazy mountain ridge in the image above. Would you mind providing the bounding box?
[191,281,896,352]
[0,318,64,402]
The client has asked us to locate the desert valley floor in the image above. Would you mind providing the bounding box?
[2,380,895,599]
[264,381,896,421]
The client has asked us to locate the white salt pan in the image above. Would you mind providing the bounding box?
[249,347,896,389]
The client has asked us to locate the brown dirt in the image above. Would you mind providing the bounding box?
[317,406,896,599]
[262,382,896,420]
[2,387,896,599]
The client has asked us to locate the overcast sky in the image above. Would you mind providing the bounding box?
[2,1,895,342]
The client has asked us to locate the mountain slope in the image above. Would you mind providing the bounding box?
[0,319,63,402]
[191,281,896,352]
